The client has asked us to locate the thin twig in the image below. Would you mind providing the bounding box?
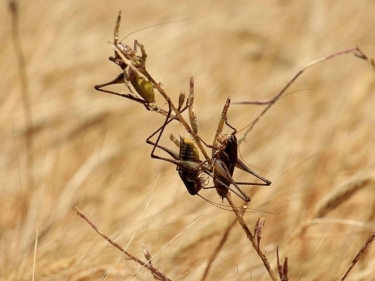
[339,231,375,281]
[75,207,172,281]
[226,196,278,281]
[236,47,374,145]
[276,246,289,281]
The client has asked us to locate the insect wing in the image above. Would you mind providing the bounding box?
[213,134,250,202]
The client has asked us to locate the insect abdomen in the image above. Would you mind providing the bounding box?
[177,137,202,195]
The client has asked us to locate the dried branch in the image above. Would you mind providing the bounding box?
[339,231,375,281]
[277,247,289,281]
[226,196,278,281]
[235,47,375,145]
[75,207,172,281]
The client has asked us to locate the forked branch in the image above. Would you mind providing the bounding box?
[235,47,375,144]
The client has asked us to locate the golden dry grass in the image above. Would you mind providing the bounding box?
[1,1,375,280]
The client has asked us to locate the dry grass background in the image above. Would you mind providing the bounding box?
[1,0,375,280]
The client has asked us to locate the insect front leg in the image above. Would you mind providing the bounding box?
[146,101,194,167]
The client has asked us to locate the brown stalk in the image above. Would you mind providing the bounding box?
[236,47,374,145]
[75,207,172,281]
[339,231,375,281]
[276,247,289,281]
[226,196,278,281]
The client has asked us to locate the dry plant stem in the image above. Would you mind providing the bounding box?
[200,217,237,281]
[9,0,34,190]
[236,47,372,145]
[340,231,375,281]
[111,43,211,162]
[75,207,172,281]
[225,196,278,281]
[276,247,289,281]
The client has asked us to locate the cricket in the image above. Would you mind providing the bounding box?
[5,2,375,280]
[94,10,374,211]
[89,8,375,281]
[94,11,156,108]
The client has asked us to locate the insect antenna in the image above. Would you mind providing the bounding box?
[120,18,188,42]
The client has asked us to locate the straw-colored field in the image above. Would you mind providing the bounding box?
[1,1,375,280]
